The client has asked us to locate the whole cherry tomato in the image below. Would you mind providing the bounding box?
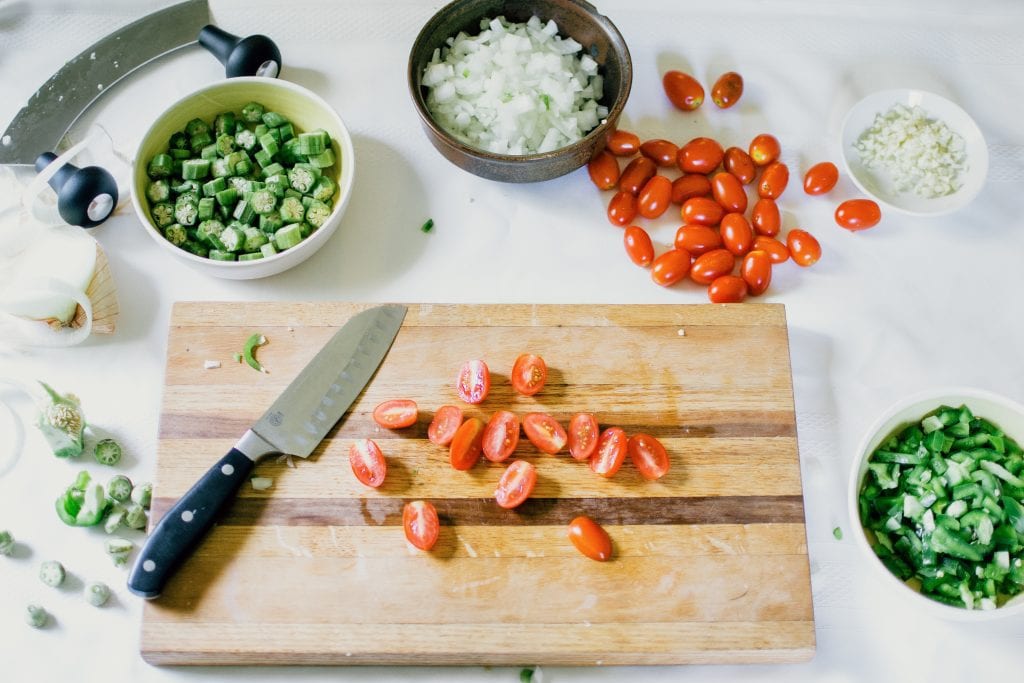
[753,235,790,264]
[723,146,756,184]
[456,360,490,404]
[708,275,748,303]
[523,413,567,455]
[711,71,743,108]
[720,212,754,256]
[751,197,781,236]
[748,133,781,166]
[607,190,637,226]
[590,427,627,477]
[690,248,735,285]
[494,459,537,510]
[757,162,789,200]
[650,248,692,287]
[674,224,722,255]
[403,500,439,551]
[511,353,547,396]
[681,196,724,226]
[587,150,619,191]
[711,171,748,213]
[349,438,387,488]
[624,225,655,266]
[627,434,670,480]
[607,129,640,156]
[568,413,600,461]
[662,70,704,111]
[835,199,881,231]
[786,229,821,267]
[450,417,485,470]
[567,515,613,561]
[637,174,672,219]
[372,399,419,429]
[741,249,772,296]
[427,405,463,446]
[677,136,724,174]
[618,157,657,195]
[803,161,839,195]
[640,139,679,167]
[482,410,520,462]
[671,174,712,204]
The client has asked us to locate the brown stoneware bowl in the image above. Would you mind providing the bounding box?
[408,0,632,183]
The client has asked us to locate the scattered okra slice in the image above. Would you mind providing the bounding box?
[131,482,152,509]
[105,537,134,567]
[93,438,122,466]
[25,604,48,628]
[107,474,133,503]
[124,504,148,530]
[104,504,126,534]
[85,581,111,607]
[0,529,13,556]
[39,560,66,587]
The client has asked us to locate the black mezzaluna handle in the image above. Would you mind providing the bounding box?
[34,152,118,228]
[197,25,282,78]
[127,448,255,598]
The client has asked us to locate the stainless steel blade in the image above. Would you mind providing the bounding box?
[0,0,210,165]
[251,304,408,457]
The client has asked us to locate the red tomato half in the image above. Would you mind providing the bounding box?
[590,427,627,477]
[523,413,567,455]
[349,438,387,488]
[624,226,655,267]
[567,515,613,561]
[568,413,600,461]
[494,460,538,509]
[627,434,670,480]
[427,405,463,446]
[511,353,548,396]
[835,199,881,231]
[482,410,520,463]
[449,417,484,470]
[372,399,418,429]
[403,500,439,551]
[456,360,490,404]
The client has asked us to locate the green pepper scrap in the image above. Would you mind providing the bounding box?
[242,333,269,373]
[36,382,86,458]
[55,471,111,527]
[421,218,434,233]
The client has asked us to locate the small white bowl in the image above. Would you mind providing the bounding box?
[840,89,987,217]
[848,388,1024,620]
[131,78,355,279]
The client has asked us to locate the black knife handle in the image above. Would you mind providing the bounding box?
[127,448,254,598]
[198,25,282,78]
[34,152,118,228]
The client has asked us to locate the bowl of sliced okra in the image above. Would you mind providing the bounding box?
[849,388,1024,620]
[131,77,355,279]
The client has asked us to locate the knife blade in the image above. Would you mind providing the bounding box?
[127,304,408,599]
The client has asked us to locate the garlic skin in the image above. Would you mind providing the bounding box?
[35,382,86,458]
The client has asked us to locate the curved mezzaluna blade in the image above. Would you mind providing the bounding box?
[251,305,407,458]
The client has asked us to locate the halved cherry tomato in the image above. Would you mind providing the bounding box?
[349,438,387,488]
[711,71,743,108]
[723,146,756,184]
[590,426,627,477]
[681,197,724,226]
[748,133,780,166]
[607,130,640,156]
[456,360,490,404]
[567,515,613,561]
[637,174,672,219]
[511,353,547,396]
[587,150,619,191]
[708,275,748,303]
[786,229,821,267]
[757,162,789,200]
[624,225,655,267]
[494,460,537,510]
[523,413,567,455]
[372,399,418,429]
[690,248,735,285]
[450,417,485,470]
[711,172,747,213]
[674,224,722,255]
[662,70,704,111]
[607,190,637,226]
[640,139,679,167]
[670,174,712,204]
[482,410,520,462]
[753,235,790,264]
[619,157,656,195]
[834,199,881,231]
[568,413,600,461]
[720,212,754,256]
[427,405,463,446]
[650,248,692,287]
[677,137,724,174]
[803,161,838,195]
[403,500,439,551]
[627,434,670,480]
[750,197,781,236]
[741,249,772,296]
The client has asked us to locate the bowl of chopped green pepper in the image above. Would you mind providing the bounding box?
[849,388,1024,619]
[131,77,355,279]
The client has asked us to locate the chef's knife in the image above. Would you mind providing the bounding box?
[127,304,408,599]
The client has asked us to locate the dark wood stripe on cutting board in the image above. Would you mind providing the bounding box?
[151,494,804,528]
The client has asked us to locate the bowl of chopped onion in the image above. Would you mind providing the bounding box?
[849,388,1024,620]
[408,0,632,183]
[840,89,988,217]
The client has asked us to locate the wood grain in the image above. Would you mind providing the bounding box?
[143,302,814,665]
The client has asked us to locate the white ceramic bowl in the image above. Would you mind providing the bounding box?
[131,78,355,279]
[840,89,987,217]
[848,388,1024,620]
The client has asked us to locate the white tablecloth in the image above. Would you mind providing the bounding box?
[2,0,1023,679]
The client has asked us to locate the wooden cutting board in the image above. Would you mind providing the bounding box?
[142,302,814,666]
